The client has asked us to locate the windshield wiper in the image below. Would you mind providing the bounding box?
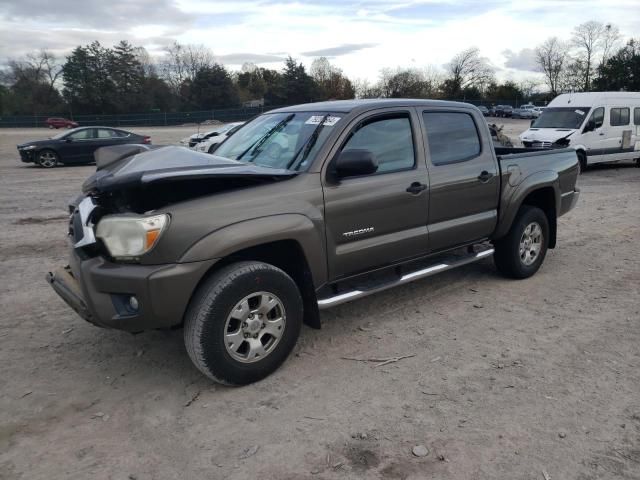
[286,114,330,170]
[236,113,295,162]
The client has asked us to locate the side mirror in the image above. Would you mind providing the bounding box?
[530,120,535,127]
[65,137,73,143]
[334,149,378,178]
[583,120,597,133]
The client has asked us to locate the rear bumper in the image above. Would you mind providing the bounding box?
[560,188,580,216]
[47,246,217,332]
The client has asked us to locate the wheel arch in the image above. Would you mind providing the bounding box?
[180,215,326,329]
[495,173,559,248]
[187,239,321,329]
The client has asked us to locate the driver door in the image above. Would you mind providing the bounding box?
[581,106,604,163]
[58,128,96,163]
[322,109,429,280]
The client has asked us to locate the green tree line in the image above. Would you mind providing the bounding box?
[0,23,638,118]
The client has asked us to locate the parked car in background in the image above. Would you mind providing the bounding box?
[512,107,534,119]
[532,107,545,118]
[17,127,151,168]
[520,91,640,172]
[493,105,514,117]
[46,117,78,129]
[478,105,490,117]
[48,99,580,385]
[180,123,236,148]
[194,122,245,154]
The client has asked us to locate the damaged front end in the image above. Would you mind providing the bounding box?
[48,144,298,332]
[81,144,297,216]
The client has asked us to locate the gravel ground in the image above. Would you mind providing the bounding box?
[1,120,639,480]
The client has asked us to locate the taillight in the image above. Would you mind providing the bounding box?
[143,136,151,144]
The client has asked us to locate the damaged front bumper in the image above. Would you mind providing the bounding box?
[48,195,217,332]
[47,246,217,332]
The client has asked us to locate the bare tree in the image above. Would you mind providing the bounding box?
[600,23,621,67]
[8,50,62,91]
[133,46,157,77]
[160,41,215,94]
[571,21,607,90]
[518,78,541,99]
[353,78,382,99]
[535,37,568,96]
[445,47,495,94]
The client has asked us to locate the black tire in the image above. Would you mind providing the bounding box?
[184,261,303,385]
[577,151,587,174]
[494,206,549,279]
[37,149,59,168]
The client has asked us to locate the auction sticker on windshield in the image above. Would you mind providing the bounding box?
[306,115,341,126]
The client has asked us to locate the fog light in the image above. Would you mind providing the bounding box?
[129,296,139,311]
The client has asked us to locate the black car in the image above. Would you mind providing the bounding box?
[494,105,514,118]
[17,127,151,168]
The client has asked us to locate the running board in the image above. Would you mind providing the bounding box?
[317,247,494,309]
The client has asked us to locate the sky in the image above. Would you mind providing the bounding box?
[1,0,639,84]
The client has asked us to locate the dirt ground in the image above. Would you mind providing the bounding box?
[0,119,639,480]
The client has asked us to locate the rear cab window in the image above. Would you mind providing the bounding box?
[422,112,481,165]
[634,107,640,126]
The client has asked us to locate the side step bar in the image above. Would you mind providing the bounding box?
[317,246,494,309]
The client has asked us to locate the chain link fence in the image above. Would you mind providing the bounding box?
[0,99,528,128]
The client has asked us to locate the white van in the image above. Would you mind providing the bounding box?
[519,92,640,170]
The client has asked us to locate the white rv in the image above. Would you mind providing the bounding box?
[519,92,640,170]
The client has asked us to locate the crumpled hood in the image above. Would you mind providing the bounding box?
[82,145,296,194]
[519,128,577,143]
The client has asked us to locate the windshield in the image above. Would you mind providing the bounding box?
[532,107,589,129]
[214,112,342,171]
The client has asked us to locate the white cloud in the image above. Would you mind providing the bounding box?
[1,0,639,82]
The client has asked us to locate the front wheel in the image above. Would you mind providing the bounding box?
[184,261,303,385]
[577,151,587,174]
[494,206,549,279]
[37,149,59,168]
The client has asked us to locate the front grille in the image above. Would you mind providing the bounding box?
[524,141,552,149]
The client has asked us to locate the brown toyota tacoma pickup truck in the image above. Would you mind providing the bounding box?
[47,99,580,385]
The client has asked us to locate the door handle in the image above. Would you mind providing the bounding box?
[478,171,493,182]
[406,182,427,194]
[598,132,605,136]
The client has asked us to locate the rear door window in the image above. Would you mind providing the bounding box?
[610,107,630,126]
[97,129,117,139]
[422,112,481,165]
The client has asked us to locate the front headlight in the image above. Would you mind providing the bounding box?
[96,214,169,259]
[20,145,37,150]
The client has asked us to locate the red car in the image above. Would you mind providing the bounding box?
[46,117,79,129]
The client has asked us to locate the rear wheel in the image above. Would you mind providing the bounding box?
[184,261,303,385]
[37,149,59,168]
[494,206,549,279]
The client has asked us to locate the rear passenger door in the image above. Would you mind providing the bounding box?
[322,110,429,279]
[420,109,500,252]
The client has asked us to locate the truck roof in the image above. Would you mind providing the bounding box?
[269,98,475,114]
